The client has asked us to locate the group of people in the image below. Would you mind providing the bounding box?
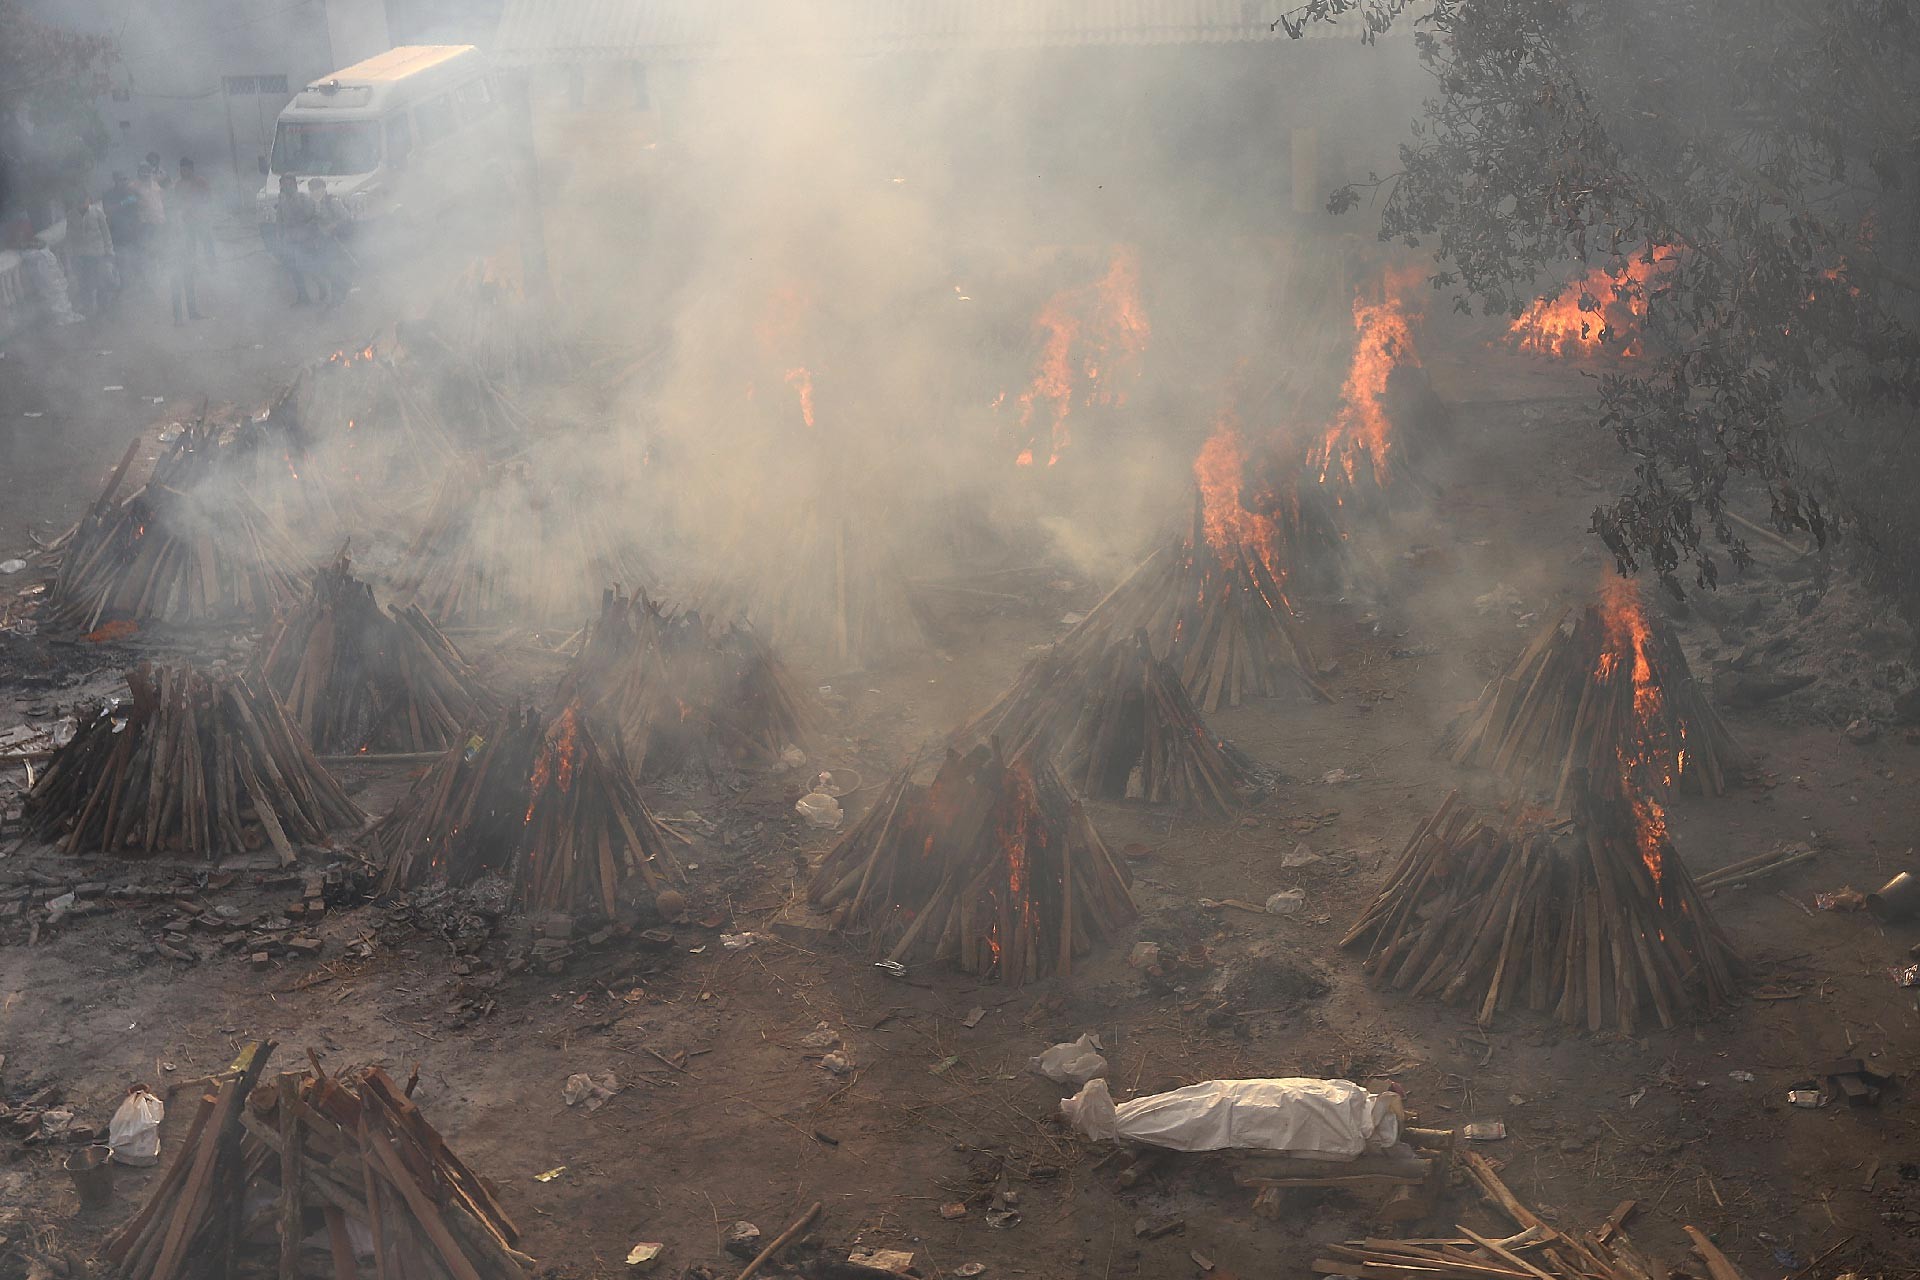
[62,151,215,324]
[270,174,354,307]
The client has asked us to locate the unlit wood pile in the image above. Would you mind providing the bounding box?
[808,743,1137,985]
[262,552,499,754]
[1064,495,1328,712]
[1342,783,1741,1034]
[373,703,680,915]
[955,629,1254,815]
[558,587,808,778]
[1315,1150,1685,1280]
[109,1040,532,1280]
[430,258,579,389]
[394,462,648,627]
[49,425,307,631]
[25,663,362,861]
[1443,588,1742,803]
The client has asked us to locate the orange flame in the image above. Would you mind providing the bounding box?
[1011,247,1150,466]
[1314,268,1423,488]
[1595,576,1675,889]
[526,706,582,821]
[784,367,816,429]
[1510,255,1672,357]
[1193,415,1290,582]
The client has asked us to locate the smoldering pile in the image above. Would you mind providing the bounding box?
[556,586,809,779]
[48,425,307,633]
[808,742,1137,985]
[371,703,681,917]
[955,628,1257,815]
[260,551,499,755]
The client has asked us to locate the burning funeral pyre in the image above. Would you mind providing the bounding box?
[1443,578,1743,803]
[49,424,308,632]
[260,552,499,755]
[955,629,1256,816]
[557,587,808,779]
[1341,780,1741,1034]
[1065,486,1328,713]
[393,460,650,628]
[109,1041,530,1280]
[372,703,680,915]
[807,743,1137,985]
[25,663,363,860]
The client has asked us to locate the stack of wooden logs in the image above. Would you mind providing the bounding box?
[1315,1150,1745,1280]
[808,742,1137,985]
[1341,783,1741,1034]
[25,663,362,861]
[393,462,648,627]
[109,1040,532,1280]
[262,552,499,755]
[558,587,809,778]
[1064,494,1328,712]
[49,424,308,631]
[954,628,1255,815]
[1442,588,1743,803]
[373,703,680,915]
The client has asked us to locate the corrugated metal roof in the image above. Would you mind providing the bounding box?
[492,1,1385,65]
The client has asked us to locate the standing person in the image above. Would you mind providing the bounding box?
[274,173,316,306]
[134,163,166,230]
[307,177,350,306]
[104,172,144,292]
[144,151,171,189]
[174,158,215,267]
[64,190,115,317]
[164,193,203,325]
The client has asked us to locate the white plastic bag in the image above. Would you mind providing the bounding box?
[1060,1077,1399,1156]
[108,1086,165,1166]
[1029,1032,1108,1086]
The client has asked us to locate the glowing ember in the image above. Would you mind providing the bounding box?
[784,367,816,429]
[1509,255,1672,357]
[1315,268,1423,488]
[526,704,582,820]
[1011,247,1151,467]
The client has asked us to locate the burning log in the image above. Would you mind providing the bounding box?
[24,663,363,861]
[556,587,808,778]
[1443,579,1743,803]
[807,743,1137,986]
[955,629,1256,816]
[1065,493,1328,712]
[109,1041,532,1280]
[48,423,307,631]
[394,460,650,627]
[372,703,679,916]
[260,552,500,754]
[1341,780,1741,1034]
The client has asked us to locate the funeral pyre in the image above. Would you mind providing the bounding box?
[260,552,500,755]
[48,424,307,632]
[1341,778,1741,1034]
[24,663,363,860]
[372,703,680,916]
[556,586,808,779]
[1443,577,1743,803]
[955,629,1255,816]
[808,743,1137,985]
[109,1040,530,1280]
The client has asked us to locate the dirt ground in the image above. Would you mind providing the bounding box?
[2,239,1919,1280]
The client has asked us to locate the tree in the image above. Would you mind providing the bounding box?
[1289,0,1920,606]
[0,1,114,219]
